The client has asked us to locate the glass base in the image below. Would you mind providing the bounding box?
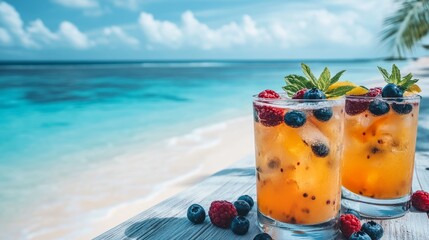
[341,187,411,219]
[257,210,339,239]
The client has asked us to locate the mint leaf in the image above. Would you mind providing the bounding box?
[325,85,356,98]
[301,63,318,87]
[390,64,401,84]
[283,85,300,97]
[285,74,313,89]
[330,70,346,85]
[377,66,390,82]
[400,79,419,90]
[401,73,413,83]
[318,67,331,91]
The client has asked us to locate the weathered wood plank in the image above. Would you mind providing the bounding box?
[95,153,429,240]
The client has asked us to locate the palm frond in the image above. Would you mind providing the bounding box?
[381,0,429,57]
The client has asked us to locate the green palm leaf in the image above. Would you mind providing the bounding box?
[381,0,429,57]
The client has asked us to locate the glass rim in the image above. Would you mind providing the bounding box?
[345,95,422,101]
[253,93,344,103]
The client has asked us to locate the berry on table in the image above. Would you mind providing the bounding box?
[349,231,372,240]
[361,221,384,240]
[345,209,362,220]
[368,99,390,116]
[253,233,273,240]
[230,216,249,235]
[292,88,308,99]
[304,88,326,99]
[238,195,254,208]
[339,214,361,238]
[187,204,206,224]
[258,89,280,99]
[208,200,237,228]
[411,190,429,211]
[234,200,251,216]
[313,107,333,122]
[382,83,403,98]
[284,110,307,128]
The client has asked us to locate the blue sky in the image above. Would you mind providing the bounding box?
[0,0,426,60]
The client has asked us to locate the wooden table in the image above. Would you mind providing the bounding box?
[95,153,429,240]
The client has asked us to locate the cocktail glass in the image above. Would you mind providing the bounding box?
[253,95,344,239]
[341,95,421,218]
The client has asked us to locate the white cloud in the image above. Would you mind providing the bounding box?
[27,19,58,44]
[139,11,272,50]
[52,0,98,9]
[138,9,373,50]
[0,1,37,48]
[59,21,92,49]
[0,27,11,44]
[103,26,139,46]
[298,9,373,46]
[139,12,182,48]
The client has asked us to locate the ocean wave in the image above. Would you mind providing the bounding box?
[140,62,229,68]
[166,117,248,147]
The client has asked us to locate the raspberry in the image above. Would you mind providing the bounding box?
[339,214,361,238]
[292,88,307,99]
[345,87,382,116]
[345,98,370,115]
[411,190,429,211]
[365,87,382,97]
[256,105,284,127]
[258,89,280,99]
[208,200,237,228]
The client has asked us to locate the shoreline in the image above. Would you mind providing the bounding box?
[14,115,255,240]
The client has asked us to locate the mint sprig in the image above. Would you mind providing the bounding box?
[283,63,347,97]
[377,64,419,91]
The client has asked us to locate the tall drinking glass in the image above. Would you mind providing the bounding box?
[253,95,344,239]
[342,95,421,218]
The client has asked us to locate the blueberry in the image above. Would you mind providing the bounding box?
[392,102,412,114]
[304,88,326,99]
[238,195,254,208]
[345,209,362,220]
[187,204,205,224]
[349,231,372,240]
[253,233,273,240]
[311,142,329,157]
[382,83,403,98]
[313,107,333,122]
[368,99,390,116]
[361,221,384,240]
[230,216,249,235]
[284,110,306,128]
[234,200,251,216]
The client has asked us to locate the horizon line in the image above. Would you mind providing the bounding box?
[0,57,412,65]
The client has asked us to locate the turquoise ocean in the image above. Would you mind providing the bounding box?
[1,59,424,238]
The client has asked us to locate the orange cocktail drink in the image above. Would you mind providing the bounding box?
[253,94,344,237]
[341,95,420,218]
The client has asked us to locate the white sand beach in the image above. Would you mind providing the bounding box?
[15,116,255,240]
